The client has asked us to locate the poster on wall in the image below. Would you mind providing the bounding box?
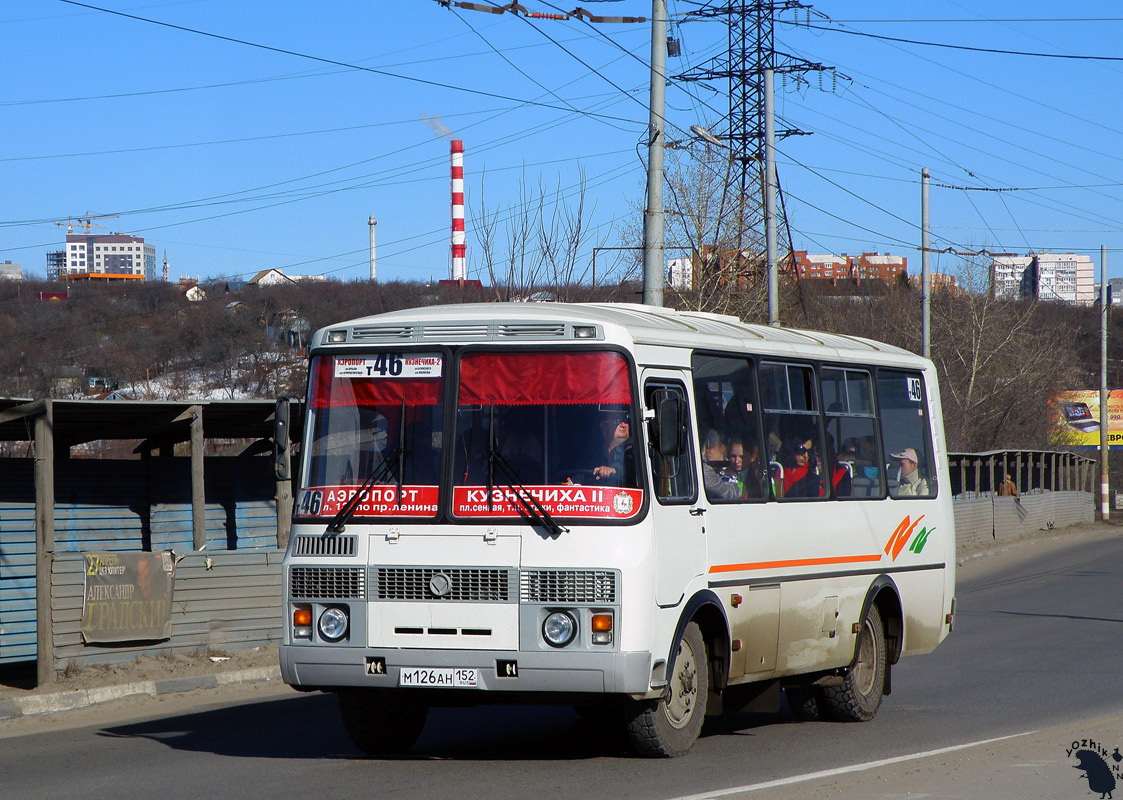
[81,551,176,643]
[1047,390,1123,450]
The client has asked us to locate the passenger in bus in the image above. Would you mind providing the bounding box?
[781,433,824,498]
[702,428,740,500]
[891,448,929,496]
[726,434,764,499]
[858,435,881,480]
[725,434,746,492]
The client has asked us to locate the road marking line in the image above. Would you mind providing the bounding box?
[671,731,1035,800]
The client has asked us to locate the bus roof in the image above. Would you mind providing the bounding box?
[315,302,925,365]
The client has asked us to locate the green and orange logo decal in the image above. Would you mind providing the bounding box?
[884,514,934,560]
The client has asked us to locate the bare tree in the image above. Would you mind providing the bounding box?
[470,168,620,302]
[654,135,771,320]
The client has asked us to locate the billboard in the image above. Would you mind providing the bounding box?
[1048,390,1123,449]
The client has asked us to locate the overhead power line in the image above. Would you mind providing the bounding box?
[54,0,643,125]
[435,1,647,24]
[795,21,1123,61]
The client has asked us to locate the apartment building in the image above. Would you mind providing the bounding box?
[791,251,908,283]
[990,253,1094,306]
[48,233,157,281]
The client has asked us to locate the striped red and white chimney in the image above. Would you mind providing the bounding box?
[450,139,466,281]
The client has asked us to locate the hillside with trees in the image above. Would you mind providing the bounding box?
[0,274,1109,453]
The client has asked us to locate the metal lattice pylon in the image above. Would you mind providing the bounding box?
[676,1,829,281]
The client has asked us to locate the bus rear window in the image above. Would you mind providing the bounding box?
[298,353,444,519]
[452,351,642,521]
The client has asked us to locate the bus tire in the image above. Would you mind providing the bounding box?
[625,621,708,757]
[338,690,428,755]
[821,604,886,722]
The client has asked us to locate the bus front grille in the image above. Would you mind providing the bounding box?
[290,567,366,599]
[372,567,514,602]
[520,570,617,603]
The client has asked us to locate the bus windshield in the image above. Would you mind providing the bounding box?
[300,352,444,519]
[451,350,643,521]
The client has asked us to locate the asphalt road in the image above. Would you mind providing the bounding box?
[3,531,1122,800]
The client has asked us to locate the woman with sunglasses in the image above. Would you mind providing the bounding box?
[780,433,825,498]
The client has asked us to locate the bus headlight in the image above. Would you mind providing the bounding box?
[318,607,349,642]
[542,611,577,648]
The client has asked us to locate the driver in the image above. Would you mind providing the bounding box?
[592,412,631,485]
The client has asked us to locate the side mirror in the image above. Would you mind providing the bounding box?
[273,398,291,480]
[656,396,686,458]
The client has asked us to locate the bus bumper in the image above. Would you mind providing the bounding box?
[280,645,654,696]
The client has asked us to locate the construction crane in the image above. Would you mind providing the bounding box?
[54,211,121,235]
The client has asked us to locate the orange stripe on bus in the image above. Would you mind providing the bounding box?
[709,553,884,574]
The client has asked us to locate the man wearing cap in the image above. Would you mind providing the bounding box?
[892,447,929,496]
[592,413,632,485]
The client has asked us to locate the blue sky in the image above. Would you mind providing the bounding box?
[4,1,1123,285]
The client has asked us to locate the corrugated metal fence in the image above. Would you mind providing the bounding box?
[953,491,1094,550]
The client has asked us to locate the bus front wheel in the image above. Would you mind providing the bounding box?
[338,690,429,755]
[821,604,886,722]
[625,621,708,757]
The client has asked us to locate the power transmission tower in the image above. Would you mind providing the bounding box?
[676,1,835,280]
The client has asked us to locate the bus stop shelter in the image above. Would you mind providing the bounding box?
[0,397,302,684]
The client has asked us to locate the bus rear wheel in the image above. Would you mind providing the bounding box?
[821,604,886,722]
[625,621,708,757]
[338,690,429,755]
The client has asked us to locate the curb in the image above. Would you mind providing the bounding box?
[0,666,281,722]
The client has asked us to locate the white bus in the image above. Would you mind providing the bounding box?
[279,303,955,757]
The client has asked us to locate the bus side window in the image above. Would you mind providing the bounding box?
[761,362,827,501]
[690,353,766,503]
[644,382,696,503]
[822,367,884,499]
[876,370,937,498]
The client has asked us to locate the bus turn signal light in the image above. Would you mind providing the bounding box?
[293,607,313,638]
[591,613,613,644]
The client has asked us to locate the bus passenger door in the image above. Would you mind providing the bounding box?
[644,376,705,607]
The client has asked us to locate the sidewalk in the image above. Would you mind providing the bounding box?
[1,520,1117,723]
[0,645,281,722]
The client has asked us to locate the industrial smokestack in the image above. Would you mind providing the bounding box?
[368,216,377,281]
[450,140,466,281]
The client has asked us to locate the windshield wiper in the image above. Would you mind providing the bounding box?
[326,446,401,534]
[485,416,568,537]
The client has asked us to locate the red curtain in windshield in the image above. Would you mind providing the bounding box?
[458,352,631,406]
[310,356,442,408]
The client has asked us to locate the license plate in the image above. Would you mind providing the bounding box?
[399,667,479,688]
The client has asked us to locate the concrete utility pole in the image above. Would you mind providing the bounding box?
[368,216,377,281]
[1101,243,1110,521]
[922,168,931,358]
[642,0,667,307]
[764,68,778,326]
